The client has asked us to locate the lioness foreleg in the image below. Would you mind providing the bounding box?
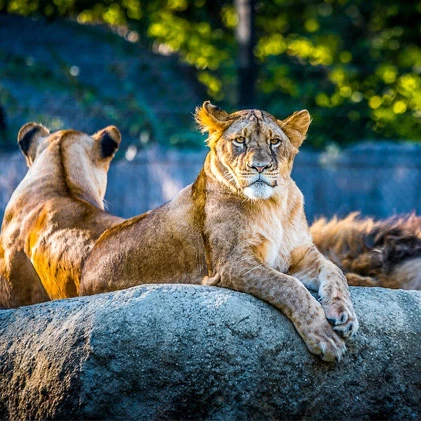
[289,246,358,339]
[215,258,346,362]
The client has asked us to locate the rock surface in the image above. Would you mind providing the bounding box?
[0,285,420,420]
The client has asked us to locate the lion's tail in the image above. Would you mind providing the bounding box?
[310,212,421,290]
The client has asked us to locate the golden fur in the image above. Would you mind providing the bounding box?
[311,212,421,290]
[80,102,358,362]
[0,124,123,308]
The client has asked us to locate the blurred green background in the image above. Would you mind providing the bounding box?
[0,0,420,151]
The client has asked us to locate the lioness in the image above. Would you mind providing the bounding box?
[311,212,421,290]
[81,102,358,362]
[0,123,123,308]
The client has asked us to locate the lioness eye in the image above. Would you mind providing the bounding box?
[233,136,246,146]
[270,138,282,146]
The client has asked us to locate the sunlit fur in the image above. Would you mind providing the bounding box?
[0,124,123,308]
[81,102,358,363]
[311,212,421,290]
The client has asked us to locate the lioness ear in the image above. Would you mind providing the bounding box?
[195,101,232,147]
[278,110,311,148]
[17,122,50,166]
[93,126,121,159]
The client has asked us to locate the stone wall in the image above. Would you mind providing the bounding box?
[2,141,421,221]
[1,285,420,420]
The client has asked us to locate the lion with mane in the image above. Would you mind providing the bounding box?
[311,212,421,290]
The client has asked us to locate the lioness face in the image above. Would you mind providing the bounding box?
[195,101,311,200]
[215,114,294,200]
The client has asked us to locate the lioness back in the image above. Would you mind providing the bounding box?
[0,123,123,307]
[81,185,207,294]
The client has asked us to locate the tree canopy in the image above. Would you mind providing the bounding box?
[1,0,420,148]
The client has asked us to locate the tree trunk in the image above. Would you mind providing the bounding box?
[235,0,257,108]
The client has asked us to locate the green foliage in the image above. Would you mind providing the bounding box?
[254,0,421,146]
[1,0,421,147]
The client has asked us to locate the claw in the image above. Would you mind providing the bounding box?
[339,312,348,324]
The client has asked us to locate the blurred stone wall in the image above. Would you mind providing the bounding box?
[1,141,421,221]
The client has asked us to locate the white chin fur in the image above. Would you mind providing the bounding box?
[243,182,274,200]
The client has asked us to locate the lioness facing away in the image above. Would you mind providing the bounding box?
[0,124,124,308]
[81,102,359,362]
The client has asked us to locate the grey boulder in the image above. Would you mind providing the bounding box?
[0,284,420,420]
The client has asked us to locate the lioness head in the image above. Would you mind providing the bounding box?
[196,101,310,200]
[17,123,121,209]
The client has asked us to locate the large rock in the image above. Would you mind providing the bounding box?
[0,285,420,420]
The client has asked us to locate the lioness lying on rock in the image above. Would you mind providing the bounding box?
[80,102,359,362]
[0,124,123,308]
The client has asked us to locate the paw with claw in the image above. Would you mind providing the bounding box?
[318,294,359,340]
[298,303,347,362]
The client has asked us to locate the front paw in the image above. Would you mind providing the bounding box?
[300,313,346,362]
[319,295,359,339]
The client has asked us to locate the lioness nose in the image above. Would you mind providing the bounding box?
[248,162,272,173]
